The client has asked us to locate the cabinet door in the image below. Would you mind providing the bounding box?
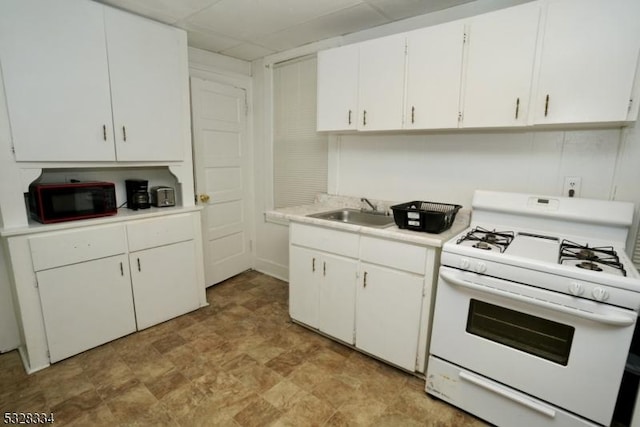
[462,2,540,128]
[356,263,423,371]
[358,34,406,130]
[318,253,358,344]
[0,0,115,161]
[317,45,359,131]
[289,245,319,328]
[105,7,185,161]
[533,0,640,124]
[37,255,136,363]
[405,20,465,129]
[130,240,199,329]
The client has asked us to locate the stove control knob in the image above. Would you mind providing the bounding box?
[592,287,609,302]
[460,259,471,270]
[476,262,487,274]
[568,282,584,296]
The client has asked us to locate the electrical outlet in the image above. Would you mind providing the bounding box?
[563,176,581,198]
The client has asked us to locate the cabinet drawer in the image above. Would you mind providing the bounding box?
[127,214,194,252]
[29,224,126,271]
[360,236,426,274]
[290,222,359,258]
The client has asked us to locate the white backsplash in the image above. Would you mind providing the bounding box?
[330,128,626,209]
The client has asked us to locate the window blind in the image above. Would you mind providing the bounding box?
[633,228,640,268]
[273,56,327,208]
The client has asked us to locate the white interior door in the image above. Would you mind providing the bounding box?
[191,77,252,286]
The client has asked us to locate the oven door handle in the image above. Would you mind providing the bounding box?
[441,271,636,327]
[459,371,556,418]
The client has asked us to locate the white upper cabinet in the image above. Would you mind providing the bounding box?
[533,0,640,125]
[461,2,541,128]
[105,8,185,161]
[357,34,406,131]
[316,45,359,131]
[0,0,115,161]
[404,20,465,130]
[0,0,186,162]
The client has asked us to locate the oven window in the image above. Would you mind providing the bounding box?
[466,299,575,366]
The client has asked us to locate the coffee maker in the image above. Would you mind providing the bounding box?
[125,179,150,210]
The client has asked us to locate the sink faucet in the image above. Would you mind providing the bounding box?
[361,198,378,213]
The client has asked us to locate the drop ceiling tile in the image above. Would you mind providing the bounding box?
[98,0,223,24]
[221,43,276,61]
[365,0,475,20]
[183,0,364,41]
[186,30,242,53]
[260,4,388,51]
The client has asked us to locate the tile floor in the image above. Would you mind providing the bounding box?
[0,270,487,426]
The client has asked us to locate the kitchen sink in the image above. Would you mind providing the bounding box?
[308,208,395,228]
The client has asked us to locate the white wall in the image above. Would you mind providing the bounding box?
[332,128,622,206]
[330,125,640,255]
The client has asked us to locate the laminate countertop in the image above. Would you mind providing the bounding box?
[265,194,470,248]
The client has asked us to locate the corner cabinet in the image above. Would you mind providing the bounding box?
[2,210,206,371]
[0,0,186,162]
[289,222,437,373]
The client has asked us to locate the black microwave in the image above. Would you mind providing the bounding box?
[29,181,117,224]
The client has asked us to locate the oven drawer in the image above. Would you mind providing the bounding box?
[426,356,598,427]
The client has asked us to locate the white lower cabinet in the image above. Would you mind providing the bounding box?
[13,211,205,367]
[37,254,136,363]
[356,263,424,371]
[289,222,435,372]
[289,243,358,344]
[130,240,199,330]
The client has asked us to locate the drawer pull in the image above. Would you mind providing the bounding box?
[312,257,315,272]
[120,262,123,276]
[348,109,352,125]
[411,106,415,124]
[323,262,326,276]
[544,94,550,117]
[363,110,367,126]
[363,271,368,287]
[102,124,107,141]
[122,125,127,142]
[137,258,141,272]
[515,98,520,120]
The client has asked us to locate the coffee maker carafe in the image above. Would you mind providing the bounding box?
[125,179,150,210]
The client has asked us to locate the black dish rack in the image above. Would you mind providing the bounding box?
[390,201,462,233]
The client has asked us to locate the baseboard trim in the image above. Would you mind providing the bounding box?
[254,258,288,282]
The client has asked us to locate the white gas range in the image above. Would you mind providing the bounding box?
[427,190,640,427]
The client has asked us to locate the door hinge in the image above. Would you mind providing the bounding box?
[46,350,50,359]
[463,32,468,44]
[244,93,249,116]
[35,278,38,288]
[353,328,356,343]
[249,239,253,251]
[458,112,463,122]
[10,145,15,154]
[629,99,634,113]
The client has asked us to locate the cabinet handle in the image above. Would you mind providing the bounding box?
[363,110,367,126]
[122,126,127,142]
[411,106,415,124]
[323,262,326,276]
[312,257,315,272]
[348,110,352,125]
[137,258,141,272]
[363,271,367,288]
[544,94,550,117]
[515,98,520,120]
[103,125,107,141]
[120,262,123,276]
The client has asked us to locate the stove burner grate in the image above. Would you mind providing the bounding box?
[559,240,626,276]
[457,227,514,253]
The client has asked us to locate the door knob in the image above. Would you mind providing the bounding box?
[199,194,210,203]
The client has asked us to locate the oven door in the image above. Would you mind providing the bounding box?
[430,266,637,426]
